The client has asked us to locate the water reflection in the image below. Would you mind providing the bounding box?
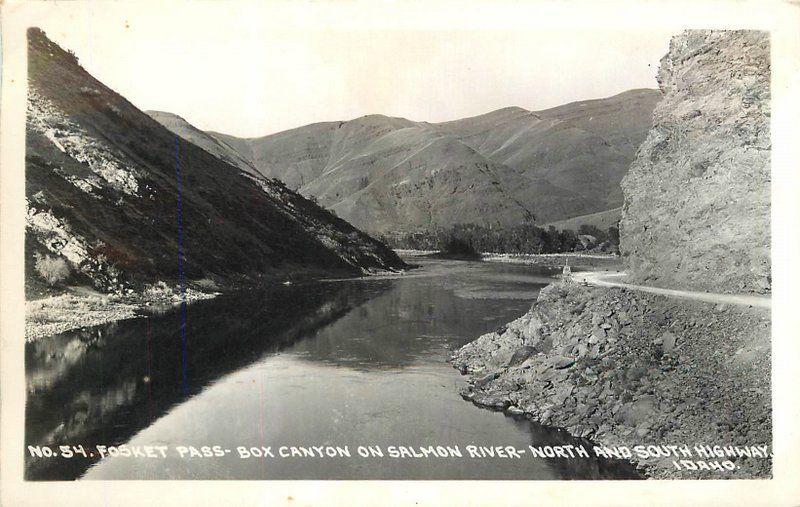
[25,280,390,479]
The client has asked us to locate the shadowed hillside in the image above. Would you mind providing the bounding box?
[145,110,260,176]
[25,28,406,297]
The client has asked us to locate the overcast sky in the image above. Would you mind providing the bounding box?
[32,5,675,137]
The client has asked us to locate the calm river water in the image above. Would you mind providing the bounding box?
[25,256,640,480]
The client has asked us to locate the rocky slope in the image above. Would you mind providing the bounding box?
[453,282,771,479]
[25,28,406,299]
[451,30,772,479]
[206,90,658,237]
[620,31,771,294]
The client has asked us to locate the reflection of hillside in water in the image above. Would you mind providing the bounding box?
[25,280,390,480]
[290,277,534,370]
[466,411,642,480]
[529,422,642,479]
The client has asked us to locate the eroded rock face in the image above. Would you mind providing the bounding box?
[620,30,771,294]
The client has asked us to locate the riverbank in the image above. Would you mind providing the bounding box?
[395,249,621,270]
[482,252,620,269]
[25,264,413,341]
[25,285,218,342]
[452,280,771,479]
[393,249,438,256]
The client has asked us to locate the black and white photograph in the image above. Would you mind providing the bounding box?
[2,1,799,505]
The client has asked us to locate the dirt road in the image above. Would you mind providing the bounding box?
[573,271,771,309]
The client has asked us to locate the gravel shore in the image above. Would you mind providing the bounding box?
[452,281,771,479]
[25,287,217,341]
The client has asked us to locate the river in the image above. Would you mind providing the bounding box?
[25,256,640,480]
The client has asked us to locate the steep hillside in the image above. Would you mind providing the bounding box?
[211,117,599,236]
[620,31,770,294]
[145,111,259,175]
[213,121,342,189]
[438,89,660,208]
[544,207,622,232]
[25,28,406,298]
[299,124,539,234]
[207,91,657,237]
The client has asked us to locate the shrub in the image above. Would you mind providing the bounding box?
[144,280,174,299]
[607,226,620,246]
[578,224,607,243]
[35,254,70,285]
[440,236,478,256]
[194,278,219,291]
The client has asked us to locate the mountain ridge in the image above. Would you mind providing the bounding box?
[145,110,260,176]
[196,89,659,237]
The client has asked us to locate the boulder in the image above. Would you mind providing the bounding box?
[537,336,553,353]
[619,395,657,426]
[477,394,510,409]
[526,315,544,338]
[508,346,536,367]
[551,384,574,406]
[474,372,500,389]
[550,355,576,369]
[661,331,677,354]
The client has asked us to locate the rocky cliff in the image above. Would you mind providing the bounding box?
[25,28,406,298]
[451,30,772,479]
[620,30,771,294]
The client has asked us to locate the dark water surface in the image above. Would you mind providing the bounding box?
[25,257,640,480]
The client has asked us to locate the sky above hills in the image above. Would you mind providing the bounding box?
[29,3,675,137]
